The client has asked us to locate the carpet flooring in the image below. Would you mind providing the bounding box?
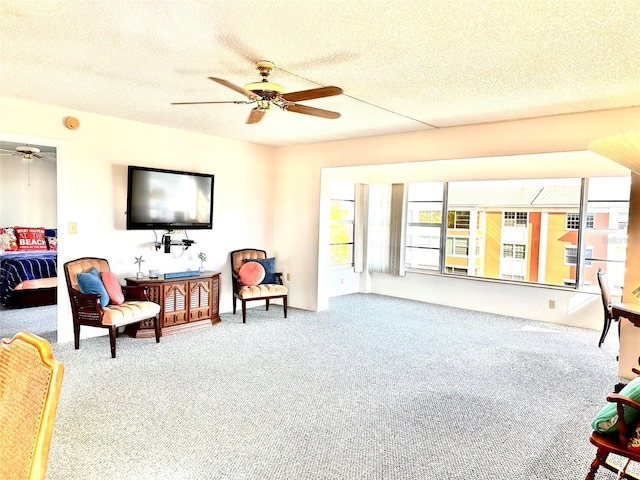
[0,294,631,479]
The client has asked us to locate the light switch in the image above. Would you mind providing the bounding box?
[68,222,77,234]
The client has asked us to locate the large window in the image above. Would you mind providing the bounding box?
[329,181,355,266]
[401,176,630,289]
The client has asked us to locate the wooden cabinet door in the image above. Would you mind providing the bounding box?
[163,282,188,326]
[188,278,212,321]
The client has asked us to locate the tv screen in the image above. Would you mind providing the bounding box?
[126,165,214,230]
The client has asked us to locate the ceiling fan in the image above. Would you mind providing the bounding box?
[0,145,55,160]
[172,60,343,124]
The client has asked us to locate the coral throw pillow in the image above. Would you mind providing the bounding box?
[14,226,47,251]
[101,271,125,305]
[239,261,265,286]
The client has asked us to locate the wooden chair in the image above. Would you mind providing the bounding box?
[586,367,640,479]
[597,267,617,347]
[230,248,288,323]
[63,257,161,358]
[0,331,64,480]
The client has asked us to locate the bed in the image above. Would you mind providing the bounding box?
[0,251,57,308]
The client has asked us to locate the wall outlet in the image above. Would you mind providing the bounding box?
[548,299,556,309]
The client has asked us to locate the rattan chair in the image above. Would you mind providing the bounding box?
[0,331,65,480]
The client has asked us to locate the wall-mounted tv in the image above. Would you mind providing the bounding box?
[126,165,214,230]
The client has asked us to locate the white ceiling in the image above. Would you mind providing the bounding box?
[1,0,639,147]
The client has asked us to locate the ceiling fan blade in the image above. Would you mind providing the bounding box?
[171,100,253,105]
[285,103,341,119]
[246,108,266,124]
[281,86,343,102]
[209,77,259,100]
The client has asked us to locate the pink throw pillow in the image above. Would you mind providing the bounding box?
[101,271,125,305]
[239,261,265,286]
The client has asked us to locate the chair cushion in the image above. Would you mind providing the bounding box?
[239,261,265,286]
[592,376,640,433]
[77,267,110,308]
[244,257,276,284]
[238,284,288,299]
[101,301,161,326]
[101,271,125,305]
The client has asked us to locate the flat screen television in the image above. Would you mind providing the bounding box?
[126,165,214,230]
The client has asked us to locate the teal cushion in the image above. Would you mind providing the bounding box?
[592,376,640,433]
[77,267,110,308]
[244,257,276,284]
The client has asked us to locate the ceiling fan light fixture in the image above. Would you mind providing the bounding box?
[244,81,285,94]
[16,146,41,159]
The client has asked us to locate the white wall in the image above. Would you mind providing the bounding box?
[0,96,276,342]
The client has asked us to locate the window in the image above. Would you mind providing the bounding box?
[504,211,528,227]
[446,237,469,256]
[445,267,468,275]
[566,213,580,230]
[329,182,355,266]
[583,176,630,292]
[567,212,594,230]
[503,243,526,259]
[405,182,444,271]
[402,176,629,289]
[446,178,582,286]
[448,210,470,229]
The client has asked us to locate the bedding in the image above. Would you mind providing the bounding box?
[0,250,57,307]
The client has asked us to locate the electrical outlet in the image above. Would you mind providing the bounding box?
[548,299,556,309]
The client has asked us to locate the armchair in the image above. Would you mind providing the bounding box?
[63,257,161,358]
[230,248,288,323]
[587,367,640,479]
[0,331,64,480]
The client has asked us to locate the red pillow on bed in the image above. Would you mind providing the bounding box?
[14,226,47,251]
[101,271,125,305]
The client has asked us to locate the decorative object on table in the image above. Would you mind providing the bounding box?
[134,255,145,278]
[148,269,159,279]
[197,252,207,272]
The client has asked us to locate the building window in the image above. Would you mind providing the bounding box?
[445,266,468,275]
[566,213,580,230]
[329,182,355,266]
[448,210,470,229]
[446,237,469,256]
[565,246,594,266]
[503,243,526,259]
[504,211,528,227]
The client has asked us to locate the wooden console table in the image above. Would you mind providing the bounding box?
[125,271,220,337]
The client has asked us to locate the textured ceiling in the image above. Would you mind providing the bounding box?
[1,0,639,147]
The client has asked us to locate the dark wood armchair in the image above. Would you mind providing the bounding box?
[586,367,640,479]
[63,257,161,358]
[230,248,288,323]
